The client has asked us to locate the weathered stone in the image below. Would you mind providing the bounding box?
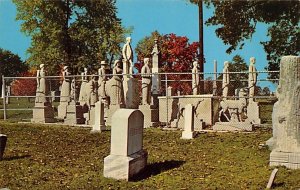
[141,58,152,105]
[181,104,196,139]
[32,102,55,123]
[192,61,199,95]
[123,77,139,109]
[248,57,257,102]
[91,101,106,133]
[103,109,147,181]
[139,104,159,128]
[213,122,252,131]
[151,39,161,95]
[269,56,300,169]
[64,101,85,125]
[0,134,7,160]
[222,61,230,98]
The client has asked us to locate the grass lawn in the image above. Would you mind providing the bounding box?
[0,122,299,190]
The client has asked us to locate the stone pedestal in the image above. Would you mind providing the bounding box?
[58,103,68,119]
[84,106,95,125]
[181,104,196,139]
[106,104,125,126]
[91,101,106,133]
[103,109,147,181]
[64,101,85,125]
[139,104,159,128]
[0,134,7,160]
[269,56,300,169]
[123,77,140,109]
[213,122,253,131]
[247,101,261,125]
[32,103,55,123]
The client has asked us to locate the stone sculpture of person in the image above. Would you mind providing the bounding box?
[60,66,71,103]
[70,78,76,101]
[222,61,230,98]
[87,75,98,107]
[111,60,124,105]
[141,58,152,105]
[79,67,88,105]
[248,57,257,101]
[98,61,108,99]
[192,61,199,95]
[35,64,48,103]
[122,37,133,75]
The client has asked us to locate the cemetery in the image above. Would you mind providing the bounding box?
[0,0,299,189]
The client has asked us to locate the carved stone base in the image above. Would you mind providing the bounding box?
[103,150,148,181]
[181,131,196,139]
[213,122,253,131]
[139,105,159,128]
[270,150,300,169]
[32,103,55,123]
[106,104,125,126]
[64,101,85,125]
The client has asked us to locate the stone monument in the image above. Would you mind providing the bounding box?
[248,57,257,102]
[151,39,161,108]
[139,58,159,127]
[84,76,98,125]
[91,101,105,133]
[58,66,71,119]
[269,55,300,169]
[32,64,55,123]
[181,104,196,139]
[79,67,89,106]
[192,61,199,95]
[103,109,148,181]
[122,37,134,76]
[98,61,108,100]
[222,61,230,98]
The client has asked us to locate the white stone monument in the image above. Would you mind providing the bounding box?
[181,104,196,139]
[141,58,152,105]
[32,64,55,123]
[91,101,105,133]
[222,61,230,98]
[192,61,199,95]
[248,57,257,102]
[103,109,147,181]
[269,55,300,169]
[58,66,71,119]
[79,67,88,106]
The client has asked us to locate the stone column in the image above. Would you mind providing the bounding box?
[269,55,300,169]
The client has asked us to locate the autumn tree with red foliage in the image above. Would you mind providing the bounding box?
[11,68,37,96]
[135,31,199,95]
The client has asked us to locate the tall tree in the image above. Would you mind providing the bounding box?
[135,31,199,95]
[201,1,300,80]
[13,0,130,75]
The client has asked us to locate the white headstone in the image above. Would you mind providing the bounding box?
[181,104,196,139]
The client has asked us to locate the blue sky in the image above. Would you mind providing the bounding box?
[0,0,274,88]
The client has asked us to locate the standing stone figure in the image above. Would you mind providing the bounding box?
[248,57,257,101]
[87,75,98,107]
[60,66,71,103]
[141,58,152,105]
[35,64,48,103]
[98,61,108,100]
[222,61,230,98]
[79,67,88,105]
[122,37,133,75]
[111,60,124,105]
[269,56,300,169]
[192,61,199,95]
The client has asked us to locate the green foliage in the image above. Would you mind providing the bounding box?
[228,55,249,90]
[0,48,28,78]
[190,1,300,79]
[13,0,130,75]
[0,122,300,189]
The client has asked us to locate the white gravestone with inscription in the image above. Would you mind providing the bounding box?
[103,109,148,181]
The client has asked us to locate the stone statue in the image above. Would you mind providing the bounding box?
[192,61,199,95]
[87,75,98,107]
[141,58,152,105]
[98,61,108,99]
[111,60,124,105]
[248,57,257,101]
[79,67,88,105]
[70,78,76,101]
[60,66,71,103]
[269,56,300,169]
[35,64,48,103]
[222,61,230,98]
[122,37,133,75]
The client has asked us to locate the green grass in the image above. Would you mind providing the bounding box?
[0,122,299,189]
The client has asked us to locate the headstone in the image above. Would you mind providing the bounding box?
[269,56,300,169]
[181,104,196,139]
[91,101,106,132]
[64,101,85,125]
[103,109,147,181]
[0,134,7,160]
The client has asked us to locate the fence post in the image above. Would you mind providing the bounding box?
[2,76,6,120]
[165,73,169,127]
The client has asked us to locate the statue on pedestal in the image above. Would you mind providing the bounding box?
[60,66,71,103]
[98,61,108,100]
[248,57,257,101]
[192,61,199,95]
[122,37,133,76]
[141,58,151,105]
[222,61,230,98]
[79,67,88,105]
[111,60,124,105]
[35,64,48,104]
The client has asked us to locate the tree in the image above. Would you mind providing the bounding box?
[194,1,300,79]
[0,48,28,78]
[11,68,37,97]
[13,0,130,75]
[135,31,199,95]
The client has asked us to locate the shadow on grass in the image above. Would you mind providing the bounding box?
[2,154,31,161]
[131,160,185,181]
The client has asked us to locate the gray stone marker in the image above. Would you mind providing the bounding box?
[181,104,196,139]
[91,101,105,132]
[0,134,7,160]
[269,56,300,169]
[103,109,148,181]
